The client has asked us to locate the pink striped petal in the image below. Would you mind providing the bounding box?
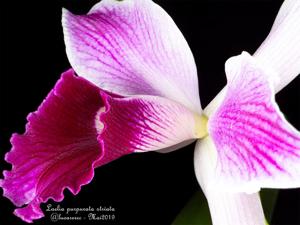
[0,70,104,223]
[95,93,200,167]
[208,52,300,192]
[62,0,201,112]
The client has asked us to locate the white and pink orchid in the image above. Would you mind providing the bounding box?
[0,0,299,224]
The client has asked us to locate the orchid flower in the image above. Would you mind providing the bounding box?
[0,0,299,224]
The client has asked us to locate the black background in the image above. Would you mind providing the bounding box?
[0,0,299,224]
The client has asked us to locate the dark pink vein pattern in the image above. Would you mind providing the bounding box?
[208,53,300,191]
[62,0,201,112]
[97,93,198,166]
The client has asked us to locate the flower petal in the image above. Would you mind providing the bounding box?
[207,52,300,192]
[0,70,103,222]
[194,138,265,225]
[269,0,298,32]
[95,93,201,166]
[254,0,300,92]
[205,1,300,116]
[62,0,201,112]
[0,69,203,222]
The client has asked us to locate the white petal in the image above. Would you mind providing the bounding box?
[194,138,265,225]
[254,0,300,92]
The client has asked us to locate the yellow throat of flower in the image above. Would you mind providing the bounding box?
[194,113,209,139]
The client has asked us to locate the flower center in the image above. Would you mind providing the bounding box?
[194,113,209,139]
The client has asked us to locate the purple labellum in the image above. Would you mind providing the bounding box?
[0,70,200,222]
[0,70,104,222]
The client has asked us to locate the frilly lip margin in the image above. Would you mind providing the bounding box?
[0,70,106,223]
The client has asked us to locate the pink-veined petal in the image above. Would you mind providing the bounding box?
[207,52,300,192]
[0,70,104,223]
[95,93,201,167]
[62,0,201,113]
